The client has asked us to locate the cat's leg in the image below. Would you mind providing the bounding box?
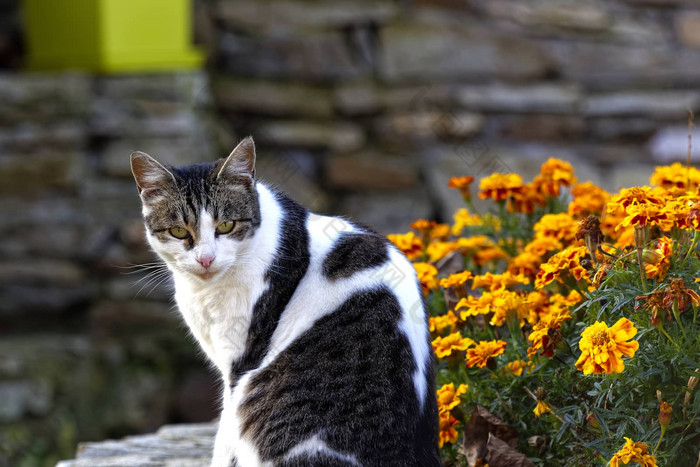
[211,397,238,467]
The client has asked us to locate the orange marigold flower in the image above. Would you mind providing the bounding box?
[466,340,507,369]
[478,173,525,202]
[534,245,589,289]
[689,202,700,230]
[449,176,476,202]
[568,182,608,218]
[437,383,468,413]
[432,332,474,358]
[431,223,451,241]
[508,252,542,279]
[661,278,700,318]
[438,412,460,448]
[429,310,459,334]
[527,309,572,358]
[533,400,552,418]
[533,213,578,244]
[472,271,529,292]
[524,236,563,257]
[387,232,423,260]
[650,162,700,191]
[607,186,664,213]
[411,219,437,232]
[534,157,577,198]
[503,360,528,377]
[472,246,508,267]
[414,262,439,295]
[617,203,668,230]
[643,237,672,281]
[609,438,658,467]
[659,401,672,428]
[508,182,545,214]
[575,318,639,375]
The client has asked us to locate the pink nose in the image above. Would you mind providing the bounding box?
[197,255,215,269]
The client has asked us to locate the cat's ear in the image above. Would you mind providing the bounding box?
[217,136,256,182]
[130,151,177,196]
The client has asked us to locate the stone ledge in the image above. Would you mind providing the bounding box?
[57,423,217,467]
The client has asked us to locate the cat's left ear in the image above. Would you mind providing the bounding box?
[217,136,256,182]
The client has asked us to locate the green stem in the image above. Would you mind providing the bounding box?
[653,425,667,456]
[683,230,700,263]
[637,246,648,293]
[672,301,688,341]
[657,325,679,348]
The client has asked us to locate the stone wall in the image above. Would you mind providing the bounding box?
[201,0,700,231]
[0,71,222,466]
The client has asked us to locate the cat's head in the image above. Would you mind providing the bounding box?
[130,137,261,282]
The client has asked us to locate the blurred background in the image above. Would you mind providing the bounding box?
[1,0,700,465]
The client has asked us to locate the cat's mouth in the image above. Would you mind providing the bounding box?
[195,271,218,281]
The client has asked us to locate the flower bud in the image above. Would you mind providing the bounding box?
[634,225,647,250]
[689,370,699,391]
[656,390,663,404]
[586,412,600,428]
[659,401,672,428]
[642,248,663,265]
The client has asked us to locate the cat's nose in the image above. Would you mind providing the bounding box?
[197,255,215,269]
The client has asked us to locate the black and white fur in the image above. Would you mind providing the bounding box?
[130,137,440,467]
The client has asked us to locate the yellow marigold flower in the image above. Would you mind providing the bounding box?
[478,173,524,202]
[414,262,438,296]
[609,438,658,467]
[533,400,552,417]
[472,271,529,292]
[650,162,700,191]
[456,293,495,319]
[489,290,529,327]
[527,309,572,358]
[387,232,424,260]
[533,213,578,244]
[533,157,577,198]
[426,241,457,263]
[575,318,639,375]
[607,186,664,213]
[508,252,542,280]
[437,383,468,413]
[568,181,608,218]
[449,175,475,202]
[438,411,460,447]
[617,203,668,230]
[455,235,494,253]
[432,332,474,359]
[466,340,507,369]
[429,310,459,334]
[439,271,474,289]
[411,219,437,232]
[503,360,528,377]
[452,208,482,236]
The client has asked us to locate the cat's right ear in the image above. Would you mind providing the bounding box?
[130,151,176,198]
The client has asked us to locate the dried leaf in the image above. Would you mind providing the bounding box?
[461,405,518,466]
[486,433,535,467]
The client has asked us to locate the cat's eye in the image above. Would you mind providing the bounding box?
[216,221,235,235]
[169,227,189,239]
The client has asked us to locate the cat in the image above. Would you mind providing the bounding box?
[130,137,441,467]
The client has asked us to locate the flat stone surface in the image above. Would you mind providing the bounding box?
[256,120,365,153]
[326,152,419,190]
[675,11,700,49]
[584,91,700,117]
[455,83,581,113]
[57,423,216,467]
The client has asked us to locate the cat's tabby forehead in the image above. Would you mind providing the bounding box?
[142,161,261,236]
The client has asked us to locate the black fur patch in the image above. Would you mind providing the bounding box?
[322,232,389,281]
[230,191,310,381]
[238,287,441,466]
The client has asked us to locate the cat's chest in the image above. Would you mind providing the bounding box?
[174,278,257,379]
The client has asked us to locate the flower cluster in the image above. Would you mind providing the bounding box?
[391,158,700,465]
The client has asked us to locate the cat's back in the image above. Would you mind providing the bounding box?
[233,187,440,466]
